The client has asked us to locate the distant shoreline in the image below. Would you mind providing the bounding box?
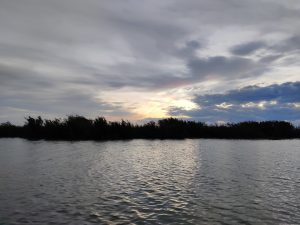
[1,115,299,140]
[1,137,299,142]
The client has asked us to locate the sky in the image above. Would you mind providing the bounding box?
[0,0,300,124]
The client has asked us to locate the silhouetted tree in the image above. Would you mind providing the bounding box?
[93,117,108,139]
[64,115,93,140]
[0,115,299,140]
[24,116,44,139]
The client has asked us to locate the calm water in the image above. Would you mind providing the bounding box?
[0,138,299,225]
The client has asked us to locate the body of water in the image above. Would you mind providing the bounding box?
[0,138,299,224]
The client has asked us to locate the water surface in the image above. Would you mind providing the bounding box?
[0,138,299,224]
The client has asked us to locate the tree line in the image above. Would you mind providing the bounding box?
[0,115,299,140]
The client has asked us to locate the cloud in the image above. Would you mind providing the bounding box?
[0,63,134,124]
[194,82,300,105]
[169,82,300,123]
[187,56,258,79]
[230,35,300,64]
[170,105,300,124]
[230,41,266,55]
[175,40,202,58]
[274,36,300,53]
[0,0,299,123]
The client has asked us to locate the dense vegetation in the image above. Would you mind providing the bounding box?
[0,116,299,140]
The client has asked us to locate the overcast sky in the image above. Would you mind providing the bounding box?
[0,0,300,124]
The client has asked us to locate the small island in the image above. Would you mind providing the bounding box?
[1,115,299,140]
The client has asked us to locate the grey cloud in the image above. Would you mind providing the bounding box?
[0,63,133,124]
[187,56,258,79]
[230,41,266,55]
[259,54,283,63]
[101,54,262,89]
[175,40,202,59]
[0,0,298,90]
[169,0,300,29]
[229,35,300,66]
[0,87,133,124]
[274,36,300,53]
[0,63,56,91]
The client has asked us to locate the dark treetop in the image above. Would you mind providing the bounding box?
[0,116,299,140]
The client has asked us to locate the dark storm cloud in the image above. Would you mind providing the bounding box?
[194,82,300,106]
[169,105,300,123]
[169,82,300,123]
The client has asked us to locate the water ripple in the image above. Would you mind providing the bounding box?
[0,138,299,224]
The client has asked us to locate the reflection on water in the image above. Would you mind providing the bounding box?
[0,138,299,224]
